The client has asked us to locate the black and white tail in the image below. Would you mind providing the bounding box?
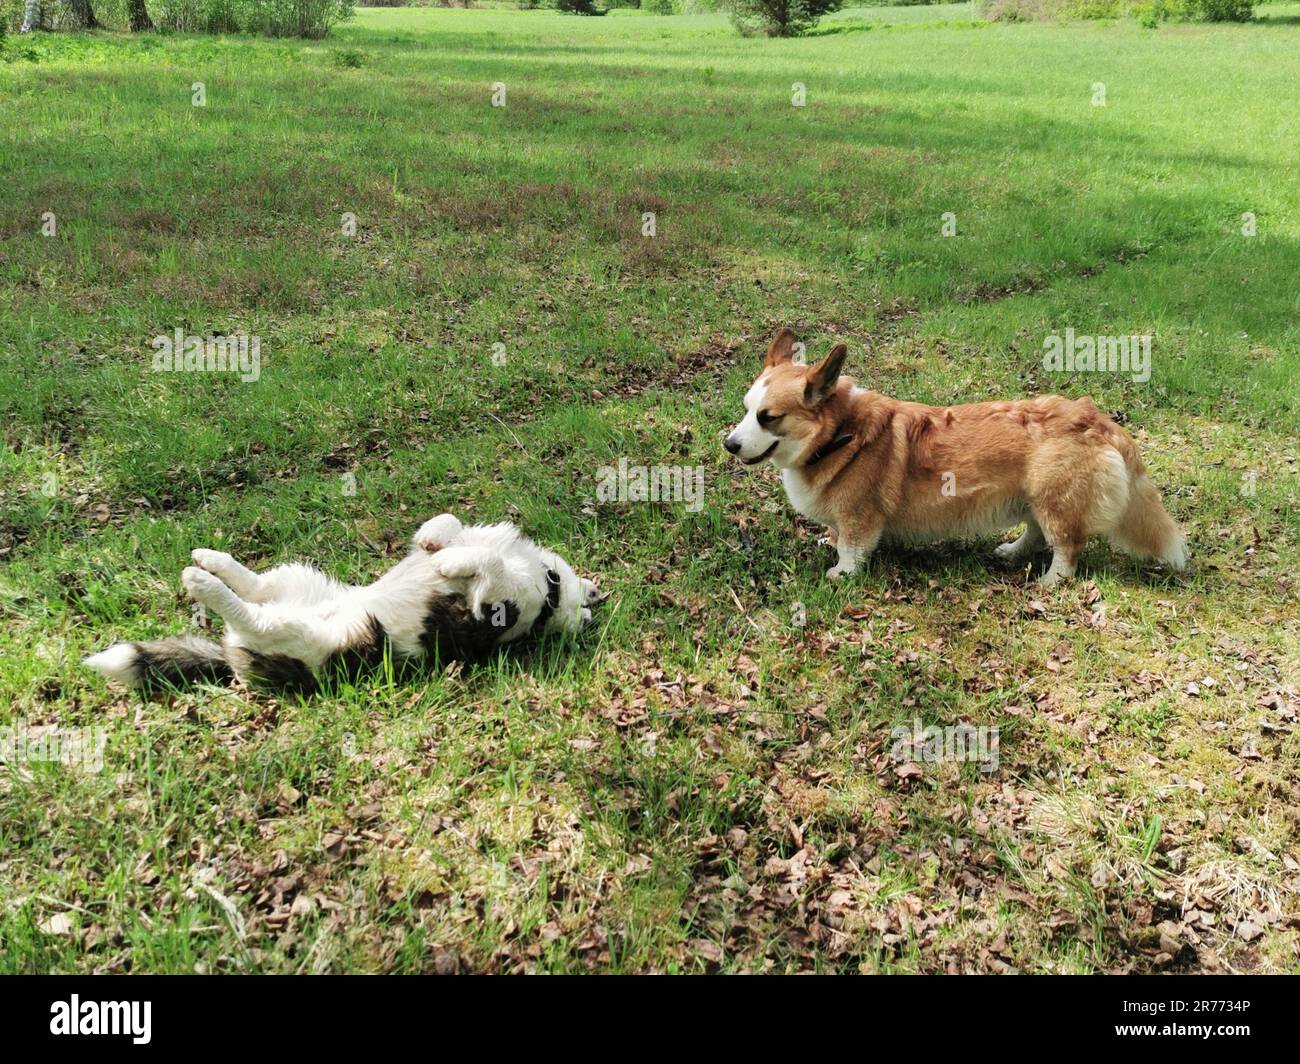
[83,637,233,689]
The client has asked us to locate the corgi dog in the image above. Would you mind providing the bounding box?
[725,328,1187,585]
[84,514,600,693]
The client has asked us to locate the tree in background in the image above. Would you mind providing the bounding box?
[20,0,42,31]
[128,0,153,29]
[66,0,100,26]
[729,0,841,36]
[554,0,606,13]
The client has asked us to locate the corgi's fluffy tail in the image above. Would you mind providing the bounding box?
[1112,471,1187,570]
[84,636,233,689]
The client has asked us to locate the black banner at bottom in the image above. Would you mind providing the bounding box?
[0,973,1285,1051]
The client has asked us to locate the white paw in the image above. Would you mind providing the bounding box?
[994,541,1023,561]
[182,566,225,601]
[414,514,463,552]
[1037,569,1067,588]
[432,555,479,581]
[191,548,232,571]
[579,607,592,627]
[826,564,851,581]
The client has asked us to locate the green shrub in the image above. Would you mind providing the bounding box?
[729,0,843,36]
[1184,0,1253,19]
[982,0,1253,19]
[152,0,239,31]
[554,0,605,12]
[980,0,1064,19]
[239,0,353,36]
[1066,0,1121,15]
[641,0,677,12]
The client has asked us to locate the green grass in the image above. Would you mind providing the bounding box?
[1,5,1297,973]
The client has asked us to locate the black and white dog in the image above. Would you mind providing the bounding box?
[84,514,599,693]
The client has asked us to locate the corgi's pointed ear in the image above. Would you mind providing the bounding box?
[764,327,799,367]
[805,342,848,404]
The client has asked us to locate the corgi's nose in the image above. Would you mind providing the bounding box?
[724,435,741,455]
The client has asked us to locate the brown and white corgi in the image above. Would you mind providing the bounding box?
[724,328,1187,585]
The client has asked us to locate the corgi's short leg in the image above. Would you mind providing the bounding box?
[1030,502,1085,587]
[995,520,1046,563]
[826,524,882,581]
[191,549,264,600]
[1039,541,1082,587]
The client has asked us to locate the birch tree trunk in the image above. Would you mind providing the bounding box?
[20,0,42,33]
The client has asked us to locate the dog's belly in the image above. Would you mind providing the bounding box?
[782,468,1029,544]
[885,498,1031,545]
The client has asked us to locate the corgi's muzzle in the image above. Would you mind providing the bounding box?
[725,434,777,465]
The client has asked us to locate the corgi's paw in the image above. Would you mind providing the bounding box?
[993,541,1024,561]
[191,548,233,572]
[826,563,853,581]
[580,607,592,627]
[414,514,463,553]
[182,565,226,602]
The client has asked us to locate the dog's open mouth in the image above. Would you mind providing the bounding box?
[742,441,778,466]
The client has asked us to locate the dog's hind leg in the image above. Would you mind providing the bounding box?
[182,566,272,636]
[995,519,1046,563]
[183,566,345,665]
[191,549,264,600]
[1039,540,1083,587]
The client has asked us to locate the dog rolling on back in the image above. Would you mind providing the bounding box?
[84,515,600,693]
[725,329,1187,585]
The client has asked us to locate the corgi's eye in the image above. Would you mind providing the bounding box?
[757,409,780,427]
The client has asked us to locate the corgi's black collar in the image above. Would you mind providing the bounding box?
[804,425,855,468]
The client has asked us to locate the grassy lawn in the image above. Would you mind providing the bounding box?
[1,4,1297,974]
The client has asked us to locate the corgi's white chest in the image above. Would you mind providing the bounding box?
[781,468,831,524]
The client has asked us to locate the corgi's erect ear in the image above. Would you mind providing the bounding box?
[805,342,848,404]
[764,327,799,368]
